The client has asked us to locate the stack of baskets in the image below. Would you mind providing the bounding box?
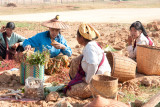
[137,45,160,75]
[106,52,137,82]
[90,75,118,99]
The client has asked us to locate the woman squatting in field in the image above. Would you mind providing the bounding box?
[64,23,111,99]
[127,21,154,60]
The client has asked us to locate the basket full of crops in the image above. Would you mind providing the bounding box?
[45,55,69,75]
[90,75,118,99]
[18,50,50,84]
[137,45,160,75]
[106,52,136,82]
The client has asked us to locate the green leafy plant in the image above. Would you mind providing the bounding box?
[104,45,118,52]
[26,50,50,66]
[155,102,160,107]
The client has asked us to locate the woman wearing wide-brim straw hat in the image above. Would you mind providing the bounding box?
[41,15,69,30]
[23,15,72,58]
[64,23,111,99]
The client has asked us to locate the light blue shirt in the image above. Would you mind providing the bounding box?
[0,32,25,48]
[23,31,72,58]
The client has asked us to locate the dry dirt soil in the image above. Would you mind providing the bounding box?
[0,21,160,106]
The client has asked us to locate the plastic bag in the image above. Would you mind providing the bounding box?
[44,84,65,98]
[24,77,44,100]
[44,84,65,93]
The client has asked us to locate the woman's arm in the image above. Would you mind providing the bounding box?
[85,63,98,84]
[59,35,72,57]
[126,35,136,59]
[82,43,99,83]
[0,26,5,33]
[127,40,147,59]
[15,33,26,46]
[127,45,136,59]
[23,34,40,50]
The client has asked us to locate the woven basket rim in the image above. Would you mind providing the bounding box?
[113,54,137,65]
[137,45,160,50]
[92,74,118,82]
[107,52,137,76]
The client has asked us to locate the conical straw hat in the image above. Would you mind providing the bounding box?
[41,15,69,29]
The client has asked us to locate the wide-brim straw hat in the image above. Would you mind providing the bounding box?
[41,15,69,29]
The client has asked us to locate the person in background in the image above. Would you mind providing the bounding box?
[23,15,72,58]
[64,23,111,99]
[127,21,154,60]
[0,22,25,60]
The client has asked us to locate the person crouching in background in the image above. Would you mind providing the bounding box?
[127,21,154,61]
[0,22,25,60]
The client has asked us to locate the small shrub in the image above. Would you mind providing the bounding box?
[155,102,160,107]
[6,3,17,7]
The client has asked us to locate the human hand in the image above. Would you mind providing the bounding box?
[25,45,31,50]
[128,36,133,45]
[0,26,6,33]
[82,77,86,82]
[52,42,66,49]
[12,43,20,49]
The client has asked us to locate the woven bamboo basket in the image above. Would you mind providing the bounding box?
[20,63,44,84]
[20,62,30,85]
[106,52,137,82]
[137,45,160,75]
[90,75,118,99]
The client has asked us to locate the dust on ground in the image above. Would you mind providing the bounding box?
[0,21,160,106]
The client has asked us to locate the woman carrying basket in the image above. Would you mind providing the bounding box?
[64,23,111,99]
[127,21,154,60]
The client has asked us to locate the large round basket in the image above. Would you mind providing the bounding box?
[90,75,118,99]
[106,52,137,82]
[137,45,160,75]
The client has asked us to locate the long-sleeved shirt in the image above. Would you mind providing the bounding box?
[81,41,111,83]
[0,32,25,48]
[23,31,72,58]
[127,33,154,59]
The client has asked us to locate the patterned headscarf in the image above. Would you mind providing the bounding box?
[78,23,100,40]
